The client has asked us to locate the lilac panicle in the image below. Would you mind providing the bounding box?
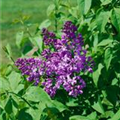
[15,21,94,97]
[42,28,56,45]
[15,58,44,85]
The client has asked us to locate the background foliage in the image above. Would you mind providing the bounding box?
[0,0,51,63]
[0,0,120,120]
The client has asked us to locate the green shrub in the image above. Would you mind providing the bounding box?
[0,0,120,120]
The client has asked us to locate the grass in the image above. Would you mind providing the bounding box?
[1,0,52,63]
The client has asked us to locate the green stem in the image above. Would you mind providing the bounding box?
[54,0,58,33]
[2,47,15,63]
[20,20,33,38]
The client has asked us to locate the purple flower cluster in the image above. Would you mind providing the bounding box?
[15,58,45,85]
[15,21,94,97]
[42,28,56,45]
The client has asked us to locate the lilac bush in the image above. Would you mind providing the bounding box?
[15,21,94,97]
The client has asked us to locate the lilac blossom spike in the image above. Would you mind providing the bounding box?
[15,21,94,97]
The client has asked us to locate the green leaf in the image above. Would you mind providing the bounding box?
[23,86,51,102]
[52,100,68,112]
[66,98,78,107]
[109,109,120,120]
[0,107,3,115]
[47,4,55,17]
[102,96,113,106]
[38,100,67,116]
[11,97,19,115]
[6,44,12,56]
[18,108,33,120]
[111,78,118,85]
[93,63,104,86]
[26,108,41,120]
[92,96,104,114]
[16,31,24,48]
[3,44,12,59]
[21,41,33,55]
[2,114,6,120]
[33,36,43,53]
[96,11,110,32]
[0,76,10,91]
[97,39,113,46]
[8,71,21,91]
[39,19,51,30]
[20,37,30,48]
[0,112,2,120]
[69,115,89,120]
[104,48,112,70]
[100,111,114,119]
[69,7,79,18]
[77,0,92,15]
[106,86,119,105]
[93,33,98,51]
[22,15,30,21]
[4,97,13,114]
[87,112,97,120]
[111,8,120,33]
[5,65,12,76]
[14,84,24,94]
[100,0,112,5]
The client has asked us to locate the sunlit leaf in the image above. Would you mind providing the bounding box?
[104,47,112,70]
[23,86,51,102]
[22,15,30,21]
[66,99,78,107]
[8,71,21,91]
[111,78,118,85]
[77,0,92,15]
[3,44,12,60]
[69,7,79,18]
[26,108,41,120]
[97,39,113,46]
[93,63,104,86]
[16,31,24,48]
[0,76,10,91]
[5,65,12,76]
[92,96,104,114]
[109,109,120,120]
[93,33,98,52]
[69,115,89,120]
[39,19,51,30]
[52,100,68,112]
[33,36,43,53]
[100,0,112,5]
[87,112,97,120]
[96,11,111,32]
[47,4,55,17]
[111,8,120,33]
